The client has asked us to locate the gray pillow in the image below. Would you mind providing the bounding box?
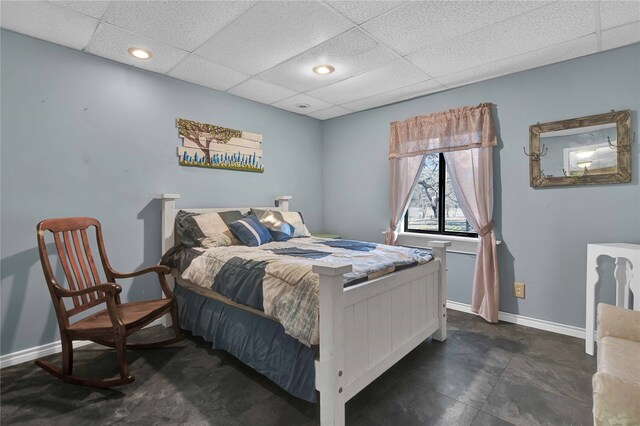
[175,210,242,248]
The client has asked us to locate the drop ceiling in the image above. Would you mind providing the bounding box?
[1,1,639,120]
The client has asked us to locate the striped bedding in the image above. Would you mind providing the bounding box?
[162,237,432,347]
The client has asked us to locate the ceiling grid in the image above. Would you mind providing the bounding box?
[1,0,638,120]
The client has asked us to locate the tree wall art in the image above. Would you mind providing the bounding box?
[176,118,264,173]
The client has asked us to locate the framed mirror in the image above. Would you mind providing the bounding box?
[528,110,632,187]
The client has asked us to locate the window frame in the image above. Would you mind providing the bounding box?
[403,153,478,238]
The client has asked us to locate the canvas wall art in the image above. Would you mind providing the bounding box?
[177,118,263,173]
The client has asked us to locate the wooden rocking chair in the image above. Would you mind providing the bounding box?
[36,217,182,388]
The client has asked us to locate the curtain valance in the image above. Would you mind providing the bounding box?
[389,103,497,158]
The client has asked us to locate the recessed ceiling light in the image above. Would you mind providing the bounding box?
[295,103,311,109]
[313,65,335,75]
[128,47,152,60]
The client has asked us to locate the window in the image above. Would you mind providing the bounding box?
[404,153,476,237]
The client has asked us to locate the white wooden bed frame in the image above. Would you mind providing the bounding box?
[159,194,450,426]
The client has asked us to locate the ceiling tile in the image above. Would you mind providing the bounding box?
[600,1,640,30]
[307,59,429,105]
[343,80,445,112]
[601,21,640,51]
[52,1,111,20]
[228,78,298,104]
[307,106,353,120]
[436,35,597,89]
[102,1,254,52]
[271,94,333,115]
[407,1,596,78]
[86,23,189,74]
[326,1,405,25]
[259,28,400,92]
[0,1,99,50]
[194,1,354,75]
[362,1,550,55]
[3,0,634,117]
[168,54,248,91]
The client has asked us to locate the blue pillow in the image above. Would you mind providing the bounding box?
[228,215,273,247]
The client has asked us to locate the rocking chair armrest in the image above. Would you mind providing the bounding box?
[109,265,174,298]
[54,283,122,298]
[110,265,171,279]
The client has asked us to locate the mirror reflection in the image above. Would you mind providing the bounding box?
[540,124,617,177]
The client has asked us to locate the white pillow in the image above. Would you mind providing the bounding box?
[251,209,311,238]
[280,211,311,238]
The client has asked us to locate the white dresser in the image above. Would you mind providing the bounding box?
[585,243,640,355]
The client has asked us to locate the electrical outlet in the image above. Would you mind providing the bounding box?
[513,282,525,299]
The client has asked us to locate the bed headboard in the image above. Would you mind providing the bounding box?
[158,194,293,254]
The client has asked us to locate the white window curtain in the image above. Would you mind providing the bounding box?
[384,154,425,246]
[386,103,500,323]
[444,147,498,322]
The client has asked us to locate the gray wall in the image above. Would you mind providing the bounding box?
[0,30,323,355]
[322,44,640,328]
[2,29,639,357]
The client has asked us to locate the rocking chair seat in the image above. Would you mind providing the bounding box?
[67,299,173,334]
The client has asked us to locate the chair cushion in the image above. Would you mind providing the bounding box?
[597,303,640,344]
[67,299,172,333]
[593,372,640,425]
[598,336,640,384]
[593,336,640,425]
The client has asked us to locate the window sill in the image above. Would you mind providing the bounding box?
[396,232,501,255]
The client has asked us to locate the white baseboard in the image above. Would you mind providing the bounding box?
[446,300,593,340]
[0,340,94,370]
[3,305,592,370]
[0,318,163,369]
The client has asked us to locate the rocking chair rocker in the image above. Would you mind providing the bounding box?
[35,217,182,387]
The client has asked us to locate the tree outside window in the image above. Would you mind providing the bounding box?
[405,153,476,236]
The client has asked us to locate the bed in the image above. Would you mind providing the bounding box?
[159,194,450,426]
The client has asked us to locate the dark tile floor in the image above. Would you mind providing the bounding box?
[0,310,596,425]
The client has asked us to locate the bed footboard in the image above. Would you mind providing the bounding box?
[314,241,449,426]
[430,242,450,342]
[313,263,352,426]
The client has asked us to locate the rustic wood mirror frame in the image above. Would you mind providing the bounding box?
[529,110,631,188]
